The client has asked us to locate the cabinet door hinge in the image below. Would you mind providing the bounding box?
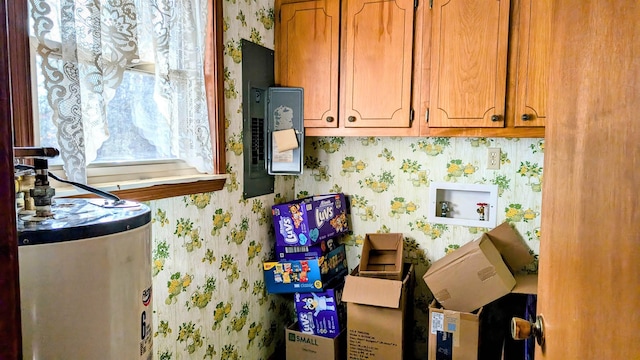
[425,108,429,123]
[429,0,433,9]
[414,0,418,9]
[410,108,415,125]
[278,9,281,23]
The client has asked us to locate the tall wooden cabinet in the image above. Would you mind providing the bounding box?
[275,0,418,136]
[421,0,548,137]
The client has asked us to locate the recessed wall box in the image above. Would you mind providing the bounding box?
[427,182,498,228]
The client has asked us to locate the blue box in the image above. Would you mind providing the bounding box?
[263,244,348,294]
[294,279,346,338]
[272,193,348,247]
[275,238,339,261]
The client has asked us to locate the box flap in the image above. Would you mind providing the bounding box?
[512,274,538,294]
[366,233,403,250]
[487,222,534,271]
[342,274,402,309]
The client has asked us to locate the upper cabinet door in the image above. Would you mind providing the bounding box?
[429,0,511,127]
[276,0,340,128]
[513,0,551,127]
[341,0,415,128]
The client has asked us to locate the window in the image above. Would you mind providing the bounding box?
[15,0,226,201]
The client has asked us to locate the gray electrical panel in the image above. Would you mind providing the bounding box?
[241,40,304,199]
[242,40,274,199]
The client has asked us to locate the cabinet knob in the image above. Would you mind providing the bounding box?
[348,116,356,122]
[326,116,335,123]
[491,115,501,122]
[521,114,532,121]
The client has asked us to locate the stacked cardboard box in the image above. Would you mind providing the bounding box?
[358,233,404,280]
[294,278,346,339]
[263,244,348,294]
[422,222,538,360]
[266,193,352,359]
[342,233,414,360]
[272,193,349,248]
[285,322,346,360]
[264,193,350,294]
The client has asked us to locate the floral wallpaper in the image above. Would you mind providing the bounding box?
[296,136,544,358]
[148,0,291,359]
[145,0,545,358]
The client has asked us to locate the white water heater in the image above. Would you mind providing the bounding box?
[17,198,153,359]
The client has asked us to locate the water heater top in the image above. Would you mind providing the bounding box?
[17,198,151,246]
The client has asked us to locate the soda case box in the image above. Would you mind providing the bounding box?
[275,238,339,261]
[272,193,348,247]
[263,244,348,294]
[294,278,346,338]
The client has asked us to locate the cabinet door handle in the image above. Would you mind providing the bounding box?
[348,116,356,122]
[326,116,335,123]
[491,115,501,122]
[521,114,531,121]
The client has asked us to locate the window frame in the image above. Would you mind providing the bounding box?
[14,0,227,202]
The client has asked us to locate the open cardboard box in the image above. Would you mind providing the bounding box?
[423,222,536,312]
[342,263,415,360]
[359,233,404,280]
[428,300,481,360]
[428,275,538,360]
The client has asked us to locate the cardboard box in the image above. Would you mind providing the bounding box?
[294,279,345,338]
[428,301,481,360]
[423,222,534,312]
[263,244,348,294]
[429,276,538,360]
[272,193,349,247]
[286,322,346,360]
[275,237,339,261]
[359,233,404,280]
[342,264,415,360]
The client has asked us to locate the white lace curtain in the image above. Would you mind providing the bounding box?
[29,0,213,184]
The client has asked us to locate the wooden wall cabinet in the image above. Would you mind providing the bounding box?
[419,0,549,137]
[275,0,340,129]
[512,0,550,128]
[275,0,420,136]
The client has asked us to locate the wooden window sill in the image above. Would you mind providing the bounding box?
[56,175,227,202]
